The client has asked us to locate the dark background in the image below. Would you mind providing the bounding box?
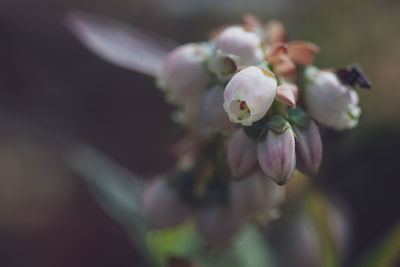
[0,0,399,266]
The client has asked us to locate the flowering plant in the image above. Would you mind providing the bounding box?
[66,11,372,266]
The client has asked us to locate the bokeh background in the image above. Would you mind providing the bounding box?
[0,0,399,266]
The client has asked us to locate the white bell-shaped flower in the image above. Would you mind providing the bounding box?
[213,26,264,67]
[160,43,211,102]
[223,66,277,126]
[304,68,361,130]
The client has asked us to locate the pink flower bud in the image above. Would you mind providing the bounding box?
[223,66,277,126]
[195,205,242,250]
[272,54,296,77]
[257,127,296,185]
[161,43,211,102]
[241,13,263,37]
[200,85,233,133]
[230,172,285,219]
[275,83,298,108]
[213,26,264,67]
[227,129,257,178]
[294,120,323,175]
[265,20,288,44]
[305,68,362,130]
[178,92,203,129]
[142,178,188,229]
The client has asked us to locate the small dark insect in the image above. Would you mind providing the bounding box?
[336,65,371,89]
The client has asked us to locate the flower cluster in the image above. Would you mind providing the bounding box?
[157,14,369,183]
[66,11,370,248]
[143,14,370,246]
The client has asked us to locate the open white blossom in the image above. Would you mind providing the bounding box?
[305,68,361,130]
[223,66,277,126]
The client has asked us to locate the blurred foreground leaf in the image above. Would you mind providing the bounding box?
[306,191,340,267]
[65,11,178,77]
[65,144,275,267]
[65,143,150,264]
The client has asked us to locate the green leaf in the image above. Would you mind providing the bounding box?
[146,222,203,267]
[258,115,291,139]
[288,107,309,128]
[244,119,265,140]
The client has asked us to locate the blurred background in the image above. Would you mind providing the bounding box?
[0,0,399,266]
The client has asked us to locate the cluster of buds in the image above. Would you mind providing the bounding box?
[67,11,370,250]
[68,12,370,253]
[157,14,370,184]
[144,14,370,246]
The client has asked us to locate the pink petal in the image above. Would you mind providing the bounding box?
[276,84,298,108]
[266,42,288,63]
[242,13,263,31]
[274,55,296,76]
[265,20,288,44]
[287,41,320,66]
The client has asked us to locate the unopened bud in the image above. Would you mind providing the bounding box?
[294,120,323,175]
[272,54,296,77]
[213,26,264,67]
[257,123,296,185]
[227,129,257,178]
[223,66,277,126]
[200,85,233,133]
[276,83,298,108]
[265,20,288,44]
[142,178,188,229]
[175,92,203,129]
[230,172,285,219]
[195,205,242,250]
[161,43,211,102]
[241,13,263,37]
